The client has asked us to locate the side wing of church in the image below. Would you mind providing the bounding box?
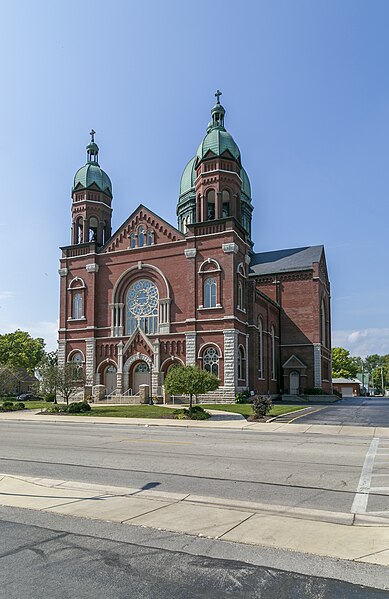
[58,95,332,401]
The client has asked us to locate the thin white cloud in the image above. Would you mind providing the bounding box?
[0,321,58,352]
[0,291,15,300]
[333,328,389,357]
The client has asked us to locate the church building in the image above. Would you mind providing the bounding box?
[58,93,332,401]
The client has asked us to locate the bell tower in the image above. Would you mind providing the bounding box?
[177,92,253,241]
[71,130,113,246]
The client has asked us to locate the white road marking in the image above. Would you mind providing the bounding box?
[351,438,380,515]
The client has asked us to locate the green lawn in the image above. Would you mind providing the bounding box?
[199,403,306,418]
[0,400,47,410]
[70,405,178,418]
[0,399,306,419]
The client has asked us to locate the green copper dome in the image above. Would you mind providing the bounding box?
[196,128,241,161]
[73,163,112,194]
[73,130,112,196]
[180,156,196,197]
[241,167,251,200]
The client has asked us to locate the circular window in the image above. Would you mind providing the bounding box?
[126,279,159,335]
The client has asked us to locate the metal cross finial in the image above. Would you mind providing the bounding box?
[215,90,222,103]
[90,129,96,142]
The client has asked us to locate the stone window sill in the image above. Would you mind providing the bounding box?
[198,305,222,310]
[68,316,86,321]
[237,307,246,314]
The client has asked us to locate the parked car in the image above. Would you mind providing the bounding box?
[16,393,42,401]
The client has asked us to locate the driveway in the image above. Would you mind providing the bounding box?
[278,396,389,427]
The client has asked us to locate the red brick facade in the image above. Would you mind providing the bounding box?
[58,102,332,401]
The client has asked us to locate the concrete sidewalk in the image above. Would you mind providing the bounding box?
[1,409,389,438]
[0,473,388,566]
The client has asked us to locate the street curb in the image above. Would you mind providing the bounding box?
[3,473,389,528]
[1,412,388,437]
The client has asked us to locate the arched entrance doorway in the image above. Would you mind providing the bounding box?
[289,371,300,395]
[105,365,117,394]
[132,362,151,394]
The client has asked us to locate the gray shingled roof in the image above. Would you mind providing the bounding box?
[250,245,324,276]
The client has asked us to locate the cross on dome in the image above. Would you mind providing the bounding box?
[215,90,222,104]
[90,129,96,142]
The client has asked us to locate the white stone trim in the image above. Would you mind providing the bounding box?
[58,268,68,277]
[185,332,196,365]
[57,340,66,368]
[197,342,223,359]
[68,276,86,290]
[222,243,238,254]
[85,338,96,386]
[313,344,322,388]
[198,257,221,273]
[86,263,99,273]
[223,329,238,387]
[184,248,197,258]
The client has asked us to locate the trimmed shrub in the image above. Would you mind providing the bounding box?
[14,402,25,410]
[45,393,56,402]
[303,388,326,395]
[252,395,273,418]
[3,400,14,409]
[235,390,251,404]
[67,401,91,413]
[45,405,67,413]
[173,406,211,420]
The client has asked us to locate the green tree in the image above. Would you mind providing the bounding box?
[37,351,58,400]
[332,347,359,378]
[164,365,220,409]
[56,363,85,406]
[0,330,45,373]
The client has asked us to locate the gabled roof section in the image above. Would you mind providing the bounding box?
[250,245,324,276]
[282,355,307,370]
[102,204,185,254]
[123,326,155,355]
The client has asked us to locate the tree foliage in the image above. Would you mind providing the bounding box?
[55,363,85,405]
[164,365,220,409]
[0,330,45,373]
[332,347,359,378]
[37,351,59,399]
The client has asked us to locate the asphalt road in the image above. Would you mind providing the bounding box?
[0,420,385,516]
[1,506,388,598]
[281,396,389,426]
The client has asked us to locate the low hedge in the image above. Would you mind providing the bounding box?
[0,401,25,412]
[44,401,91,414]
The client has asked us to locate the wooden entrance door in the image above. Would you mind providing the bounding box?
[133,362,151,394]
[105,365,117,394]
[289,371,300,395]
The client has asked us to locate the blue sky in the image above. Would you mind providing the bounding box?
[0,0,388,356]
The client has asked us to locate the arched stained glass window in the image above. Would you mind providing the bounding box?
[203,347,219,376]
[271,326,276,380]
[204,277,217,308]
[258,318,263,379]
[135,362,150,373]
[238,281,244,309]
[321,300,326,347]
[126,279,159,336]
[72,293,83,320]
[71,352,83,380]
[130,233,137,249]
[238,346,245,380]
[146,230,154,246]
[138,226,145,247]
